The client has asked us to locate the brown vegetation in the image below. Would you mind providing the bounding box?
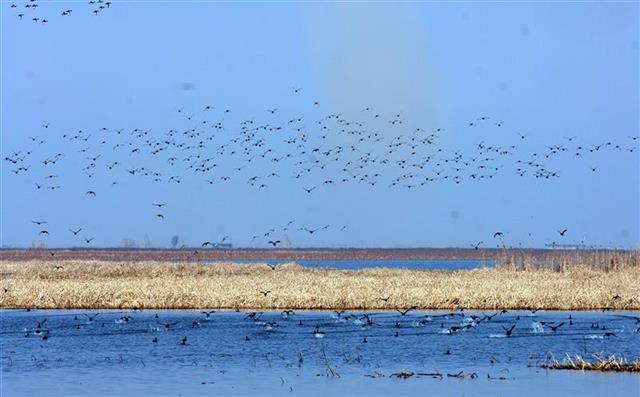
[1,251,638,310]
[540,354,640,373]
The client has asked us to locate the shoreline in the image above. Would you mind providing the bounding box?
[2,258,639,311]
[0,247,635,262]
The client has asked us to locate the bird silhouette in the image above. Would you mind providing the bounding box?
[544,322,565,332]
[397,306,417,316]
[502,324,516,337]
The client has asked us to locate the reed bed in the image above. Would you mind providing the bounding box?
[495,250,639,272]
[540,354,640,372]
[1,256,639,310]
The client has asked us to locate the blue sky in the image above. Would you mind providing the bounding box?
[1,1,638,248]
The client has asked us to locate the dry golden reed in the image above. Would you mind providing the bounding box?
[540,354,640,373]
[1,255,639,310]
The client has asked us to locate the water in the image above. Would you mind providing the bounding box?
[1,310,638,396]
[233,259,494,270]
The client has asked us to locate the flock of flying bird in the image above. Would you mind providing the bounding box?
[10,0,112,24]
[6,1,639,248]
[6,84,638,247]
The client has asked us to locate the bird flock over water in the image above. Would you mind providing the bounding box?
[17,308,640,350]
[6,84,638,247]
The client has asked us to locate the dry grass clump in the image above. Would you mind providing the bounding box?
[540,354,640,372]
[1,257,639,310]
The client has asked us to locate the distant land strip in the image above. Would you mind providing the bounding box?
[0,247,635,262]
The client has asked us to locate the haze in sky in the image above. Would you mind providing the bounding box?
[1,1,638,249]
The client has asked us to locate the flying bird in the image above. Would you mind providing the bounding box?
[502,324,516,337]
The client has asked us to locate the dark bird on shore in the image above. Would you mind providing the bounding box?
[379,296,391,303]
[266,264,278,270]
[502,324,516,337]
[397,306,417,316]
[69,228,82,235]
[260,290,271,297]
[558,228,568,236]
